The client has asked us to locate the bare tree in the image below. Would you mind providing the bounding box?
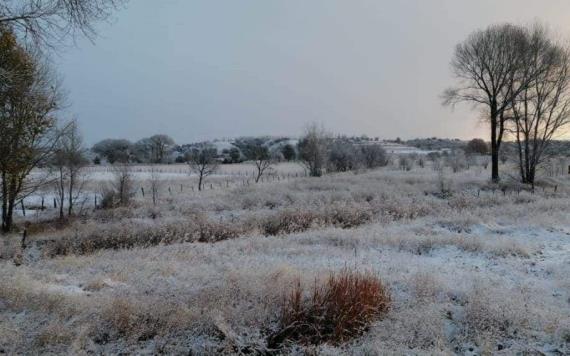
[0,0,127,47]
[100,163,133,208]
[187,145,218,191]
[443,23,534,182]
[298,123,329,177]
[242,142,274,182]
[507,26,570,185]
[51,120,88,219]
[445,149,467,173]
[0,29,63,232]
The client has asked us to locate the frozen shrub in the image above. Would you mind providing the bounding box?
[461,287,529,342]
[268,269,390,348]
[435,169,453,198]
[261,210,321,236]
[102,298,170,340]
[43,217,243,256]
[36,320,73,347]
[197,220,242,242]
[324,204,374,228]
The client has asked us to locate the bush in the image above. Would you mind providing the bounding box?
[261,210,320,236]
[268,269,390,348]
[327,141,360,172]
[360,144,389,169]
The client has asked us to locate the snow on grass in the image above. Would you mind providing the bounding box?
[1,165,570,354]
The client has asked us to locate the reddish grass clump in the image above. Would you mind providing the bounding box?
[268,269,390,348]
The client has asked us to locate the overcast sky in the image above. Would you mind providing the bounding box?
[55,0,570,145]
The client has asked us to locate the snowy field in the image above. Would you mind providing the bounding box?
[1,163,570,354]
[18,162,307,216]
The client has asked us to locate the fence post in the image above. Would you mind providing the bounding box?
[20,200,25,217]
[21,229,27,249]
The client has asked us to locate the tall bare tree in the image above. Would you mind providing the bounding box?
[443,24,533,182]
[0,29,62,232]
[0,0,127,47]
[187,145,218,191]
[508,26,570,185]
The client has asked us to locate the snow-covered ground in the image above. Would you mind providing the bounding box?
[1,165,569,354]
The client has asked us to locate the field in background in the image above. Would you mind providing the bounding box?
[1,161,570,354]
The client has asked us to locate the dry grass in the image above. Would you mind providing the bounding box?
[2,164,569,354]
[268,269,390,348]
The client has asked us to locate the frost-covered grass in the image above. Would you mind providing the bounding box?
[1,165,570,354]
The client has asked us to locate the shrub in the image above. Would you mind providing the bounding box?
[103,298,169,341]
[267,269,390,348]
[360,144,389,169]
[261,210,320,236]
[324,204,373,228]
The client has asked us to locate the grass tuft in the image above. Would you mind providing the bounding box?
[268,269,390,348]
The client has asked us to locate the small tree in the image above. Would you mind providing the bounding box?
[51,120,89,219]
[360,145,388,169]
[328,141,359,172]
[243,144,273,183]
[101,163,134,208]
[445,149,467,173]
[187,146,218,191]
[298,123,329,177]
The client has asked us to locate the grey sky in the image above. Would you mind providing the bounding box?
[55,0,570,145]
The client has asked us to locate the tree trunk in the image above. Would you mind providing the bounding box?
[67,173,74,217]
[489,105,501,182]
[2,197,15,233]
[1,174,8,233]
[490,128,500,182]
